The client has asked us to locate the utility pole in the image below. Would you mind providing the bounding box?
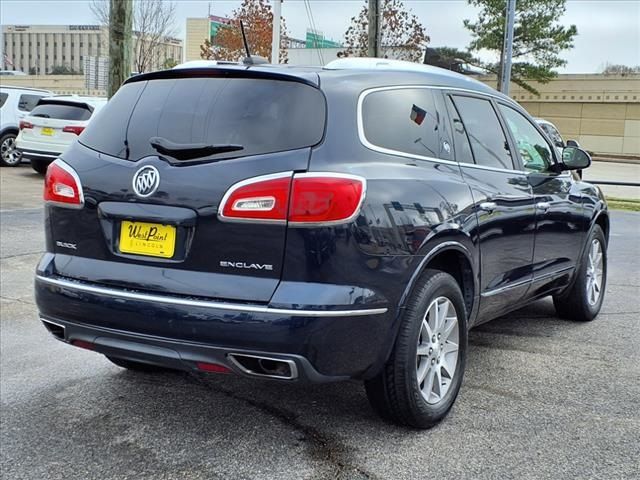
[367,0,380,57]
[108,0,132,98]
[271,0,282,64]
[499,0,516,95]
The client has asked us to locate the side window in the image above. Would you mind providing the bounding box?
[362,88,453,161]
[0,93,8,108]
[18,94,44,112]
[444,95,474,164]
[450,95,513,170]
[499,105,554,172]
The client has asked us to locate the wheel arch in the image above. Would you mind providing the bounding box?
[399,238,478,327]
[0,126,19,139]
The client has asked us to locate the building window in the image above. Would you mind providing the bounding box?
[80,42,83,47]
[37,42,40,47]
[63,42,66,47]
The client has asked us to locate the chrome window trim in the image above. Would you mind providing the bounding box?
[36,275,388,317]
[357,85,530,175]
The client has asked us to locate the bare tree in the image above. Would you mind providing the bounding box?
[90,0,177,73]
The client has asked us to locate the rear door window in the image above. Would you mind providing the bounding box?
[361,87,453,161]
[449,95,513,170]
[0,93,8,108]
[29,102,93,121]
[80,77,326,161]
[444,95,474,164]
[18,94,45,112]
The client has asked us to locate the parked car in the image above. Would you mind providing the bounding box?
[16,95,107,175]
[35,58,609,428]
[16,95,107,174]
[535,118,585,177]
[0,86,51,167]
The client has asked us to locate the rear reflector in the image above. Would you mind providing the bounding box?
[71,340,95,350]
[19,120,33,130]
[218,172,365,226]
[196,362,232,374]
[44,159,84,208]
[62,125,85,135]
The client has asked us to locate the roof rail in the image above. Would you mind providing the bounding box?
[324,58,446,74]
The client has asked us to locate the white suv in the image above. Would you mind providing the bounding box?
[0,86,51,166]
[16,95,107,174]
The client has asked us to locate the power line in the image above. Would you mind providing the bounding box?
[303,0,324,65]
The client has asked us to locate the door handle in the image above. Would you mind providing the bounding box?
[479,202,497,213]
[536,202,551,212]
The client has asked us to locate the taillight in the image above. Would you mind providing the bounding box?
[19,120,33,130]
[44,159,84,208]
[218,172,366,225]
[219,172,292,223]
[288,173,365,225]
[62,125,85,135]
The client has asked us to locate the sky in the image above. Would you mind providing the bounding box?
[1,0,639,73]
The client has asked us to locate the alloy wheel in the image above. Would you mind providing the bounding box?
[586,238,604,306]
[1,137,22,166]
[416,296,460,404]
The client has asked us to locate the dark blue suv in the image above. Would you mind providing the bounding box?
[35,58,609,428]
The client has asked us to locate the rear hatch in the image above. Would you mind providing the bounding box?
[20,99,94,149]
[47,68,326,303]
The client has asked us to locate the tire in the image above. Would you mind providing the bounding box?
[365,269,468,429]
[106,355,169,373]
[31,159,49,175]
[0,132,22,167]
[553,225,607,322]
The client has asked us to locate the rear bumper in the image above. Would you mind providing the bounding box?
[35,272,393,381]
[18,147,60,163]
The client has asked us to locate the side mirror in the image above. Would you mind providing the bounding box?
[566,139,580,148]
[561,146,591,171]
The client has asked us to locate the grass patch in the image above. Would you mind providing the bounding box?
[606,197,640,212]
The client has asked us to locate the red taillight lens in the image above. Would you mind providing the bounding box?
[71,340,95,350]
[62,125,85,135]
[44,160,84,208]
[288,174,365,224]
[19,120,33,130]
[196,362,232,374]
[220,173,292,222]
[219,172,365,225]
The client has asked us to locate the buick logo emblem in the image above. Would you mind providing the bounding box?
[132,166,160,198]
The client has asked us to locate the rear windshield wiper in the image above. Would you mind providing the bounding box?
[150,136,243,161]
[32,114,50,118]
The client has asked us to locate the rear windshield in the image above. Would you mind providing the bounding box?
[80,77,326,161]
[30,101,93,121]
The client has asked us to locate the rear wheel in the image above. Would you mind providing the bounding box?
[0,133,21,167]
[553,225,607,321]
[365,269,467,429]
[31,159,49,175]
[106,355,169,372]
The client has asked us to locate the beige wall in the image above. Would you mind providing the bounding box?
[0,75,104,96]
[185,18,209,61]
[479,74,640,157]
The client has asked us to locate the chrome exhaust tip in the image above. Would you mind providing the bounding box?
[40,318,66,340]
[227,353,298,380]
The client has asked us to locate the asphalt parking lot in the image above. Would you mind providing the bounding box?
[1,166,639,480]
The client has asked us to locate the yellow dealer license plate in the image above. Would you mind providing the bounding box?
[41,127,54,136]
[119,221,176,258]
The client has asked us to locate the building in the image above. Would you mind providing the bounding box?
[185,17,341,62]
[1,24,182,74]
[479,74,640,157]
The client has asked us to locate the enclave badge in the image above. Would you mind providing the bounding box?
[132,166,160,198]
